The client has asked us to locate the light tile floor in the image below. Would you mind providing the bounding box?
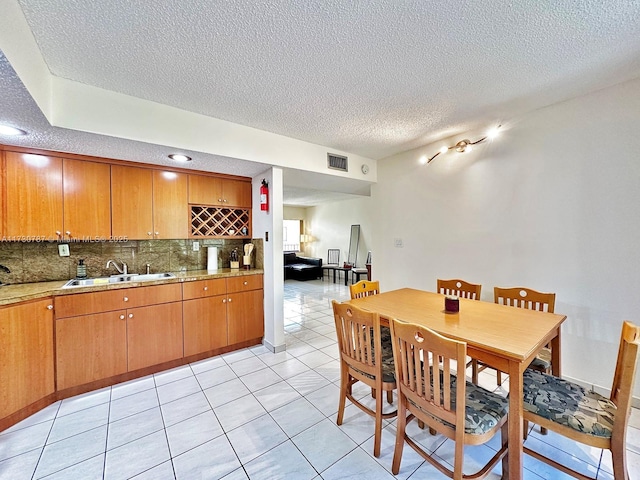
[1,279,639,479]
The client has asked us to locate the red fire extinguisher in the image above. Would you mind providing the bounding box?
[260,179,269,212]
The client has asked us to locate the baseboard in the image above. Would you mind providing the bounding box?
[263,340,286,354]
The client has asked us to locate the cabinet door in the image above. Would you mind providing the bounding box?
[127,301,183,371]
[188,174,223,205]
[183,295,228,356]
[227,289,264,345]
[5,152,63,238]
[0,299,55,419]
[153,170,188,239]
[62,159,112,240]
[111,165,153,239]
[56,311,127,390]
[223,179,252,208]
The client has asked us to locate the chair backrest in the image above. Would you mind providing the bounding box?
[437,279,482,300]
[494,287,555,313]
[349,280,380,300]
[389,318,467,435]
[327,249,340,265]
[610,321,640,434]
[332,300,383,381]
[365,251,372,264]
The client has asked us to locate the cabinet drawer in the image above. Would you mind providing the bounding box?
[126,283,182,308]
[55,289,133,318]
[227,274,263,293]
[54,283,182,318]
[183,278,226,300]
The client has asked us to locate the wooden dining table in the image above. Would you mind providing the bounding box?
[346,288,567,480]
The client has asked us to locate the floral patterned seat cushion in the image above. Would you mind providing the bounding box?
[409,375,509,435]
[529,347,551,370]
[523,369,616,438]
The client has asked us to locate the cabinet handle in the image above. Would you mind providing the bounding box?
[123,296,129,302]
[222,299,226,303]
[218,198,223,203]
[120,314,125,320]
[147,232,152,236]
[155,232,159,236]
[65,231,71,236]
[46,304,53,310]
[203,286,208,291]
[228,298,232,303]
[243,281,248,285]
[128,313,134,319]
[55,231,61,236]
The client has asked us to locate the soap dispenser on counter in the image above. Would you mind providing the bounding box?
[76,258,87,279]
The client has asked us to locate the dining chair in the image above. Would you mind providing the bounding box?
[352,251,371,283]
[322,249,340,280]
[349,279,380,299]
[349,280,392,404]
[437,279,484,384]
[331,300,397,457]
[437,278,482,300]
[523,321,640,480]
[493,287,556,386]
[389,318,509,478]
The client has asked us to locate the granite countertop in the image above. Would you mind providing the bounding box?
[0,269,264,306]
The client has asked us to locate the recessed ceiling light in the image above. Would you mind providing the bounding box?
[0,125,27,136]
[168,154,192,162]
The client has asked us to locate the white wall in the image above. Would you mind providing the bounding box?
[306,197,373,268]
[368,77,640,397]
[252,168,285,353]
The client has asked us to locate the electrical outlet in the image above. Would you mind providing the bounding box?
[192,241,200,251]
[394,238,403,248]
[58,244,70,257]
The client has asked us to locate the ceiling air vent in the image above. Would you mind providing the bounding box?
[327,153,348,172]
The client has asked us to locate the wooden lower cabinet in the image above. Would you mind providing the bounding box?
[183,295,228,356]
[227,289,264,344]
[56,311,128,390]
[0,298,55,419]
[127,302,184,371]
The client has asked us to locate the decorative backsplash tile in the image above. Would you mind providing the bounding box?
[0,238,264,284]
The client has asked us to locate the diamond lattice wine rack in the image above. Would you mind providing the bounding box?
[190,206,251,238]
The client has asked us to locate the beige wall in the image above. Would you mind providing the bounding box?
[304,76,640,397]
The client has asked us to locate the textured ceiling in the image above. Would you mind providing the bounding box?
[3,0,640,205]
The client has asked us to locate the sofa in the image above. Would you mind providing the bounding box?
[284,252,323,281]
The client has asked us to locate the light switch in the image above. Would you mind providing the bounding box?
[58,244,70,256]
[394,238,403,248]
[192,241,200,251]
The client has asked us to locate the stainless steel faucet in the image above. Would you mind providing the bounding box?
[106,260,128,275]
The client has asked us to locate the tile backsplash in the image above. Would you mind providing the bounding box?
[0,238,263,285]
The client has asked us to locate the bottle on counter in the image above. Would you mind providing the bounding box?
[76,258,87,279]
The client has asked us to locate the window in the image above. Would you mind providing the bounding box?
[283,219,302,251]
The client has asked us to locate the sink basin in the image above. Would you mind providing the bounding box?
[62,272,176,288]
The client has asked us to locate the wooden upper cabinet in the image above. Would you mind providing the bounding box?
[188,174,251,208]
[153,170,188,239]
[63,159,111,240]
[5,152,63,238]
[224,179,252,208]
[111,165,153,239]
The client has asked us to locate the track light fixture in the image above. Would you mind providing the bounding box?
[426,125,501,164]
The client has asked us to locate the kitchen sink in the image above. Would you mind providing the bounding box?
[62,272,176,288]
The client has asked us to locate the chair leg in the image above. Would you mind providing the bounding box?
[501,421,509,477]
[612,435,629,480]
[337,367,348,426]
[523,419,529,440]
[471,359,479,384]
[371,387,376,399]
[373,385,383,457]
[391,400,407,475]
[496,370,502,386]
[386,390,393,404]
